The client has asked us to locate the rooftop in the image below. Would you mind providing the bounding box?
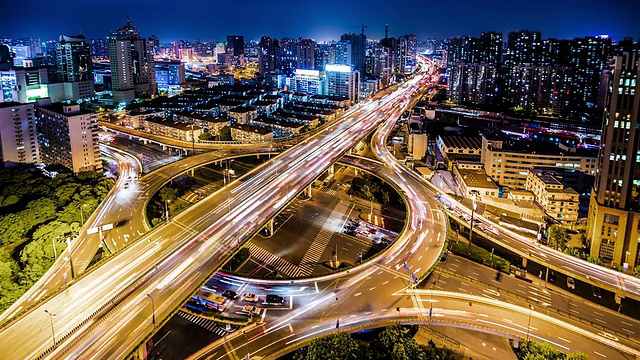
[440,135,482,150]
[145,116,202,131]
[229,106,257,114]
[231,123,273,136]
[458,168,498,190]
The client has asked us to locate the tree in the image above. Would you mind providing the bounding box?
[587,256,603,266]
[219,126,232,141]
[159,187,178,203]
[548,225,570,251]
[633,266,640,278]
[199,132,214,141]
[302,332,366,360]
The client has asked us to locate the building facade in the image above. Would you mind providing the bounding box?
[0,102,39,167]
[56,34,94,101]
[36,98,100,173]
[587,45,640,267]
[325,64,359,104]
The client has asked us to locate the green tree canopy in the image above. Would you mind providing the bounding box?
[219,126,232,141]
[159,187,179,203]
[548,225,570,251]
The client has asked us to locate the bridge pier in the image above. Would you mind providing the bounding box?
[162,144,167,151]
[354,168,359,176]
[306,184,312,199]
[328,164,335,175]
[265,218,274,236]
[190,168,194,176]
[143,139,148,145]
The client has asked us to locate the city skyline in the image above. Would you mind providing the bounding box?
[1,0,639,42]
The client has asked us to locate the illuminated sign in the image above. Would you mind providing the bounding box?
[295,69,320,78]
[324,64,351,73]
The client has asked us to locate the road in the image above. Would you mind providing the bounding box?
[0,63,436,359]
[0,143,282,326]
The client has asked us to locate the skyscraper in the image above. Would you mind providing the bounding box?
[108,18,157,103]
[258,36,279,75]
[297,38,315,70]
[340,33,366,75]
[226,35,244,66]
[325,64,360,104]
[56,34,94,101]
[587,42,640,267]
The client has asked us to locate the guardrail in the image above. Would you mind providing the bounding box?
[437,268,640,345]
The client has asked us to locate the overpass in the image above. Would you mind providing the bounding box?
[0,61,436,359]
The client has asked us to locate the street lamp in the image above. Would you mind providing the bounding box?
[44,310,56,347]
[526,304,534,341]
[165,200,171,221]
[468,193,477,256]
[146,294,156,329]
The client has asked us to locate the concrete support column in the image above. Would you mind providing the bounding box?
[354,168,358,176]
[306,184,313,199]
[162,144,167,151]
[143,139,148,145]
[328,164,335,175]
[265,218,274,236]
[190,168,195,176]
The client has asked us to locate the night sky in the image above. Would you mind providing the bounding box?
[1,0,638,42]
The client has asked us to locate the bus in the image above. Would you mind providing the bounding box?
[191,289,227,311]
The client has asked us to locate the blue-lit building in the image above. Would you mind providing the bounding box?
[155,60,185,91]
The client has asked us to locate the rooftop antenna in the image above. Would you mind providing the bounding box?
[385,24,388,39]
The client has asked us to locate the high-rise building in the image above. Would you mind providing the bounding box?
[278,38,297,74]
[226,35,244,56]
[56,34,94,101]
[149,35,160,56]
[36,98,100,174]
[587,43,640,267]
[332,41,351,66]
[325,64,360,104]
[396,34,418,73]
[108,18,157,103]
[226,35,244,66]
[297,38,315,70]
[90,38,109,60]
[340,33,366,75]
[569,36,612,110]
[258,36,280,75]
[0,102,39,167]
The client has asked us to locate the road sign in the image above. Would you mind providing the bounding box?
[402,262,410,273]
[411,274,419,284]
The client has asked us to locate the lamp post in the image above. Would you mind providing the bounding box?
[51,237,58,261]
[146,294,156,329]
[526,304,533,341]
[165,200,171,221]
[468,193,477,256]
[44,310,56,347]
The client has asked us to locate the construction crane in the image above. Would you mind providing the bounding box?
[349,24,368,35]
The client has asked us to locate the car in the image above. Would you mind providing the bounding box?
[548,271,556,282]
[592,286,602,298]
[123,182,130,189]
[265,294,285,305]
[222,290,237,299]
[567,277,575,289]
[241,293,259,302]
[241,305,261,316]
